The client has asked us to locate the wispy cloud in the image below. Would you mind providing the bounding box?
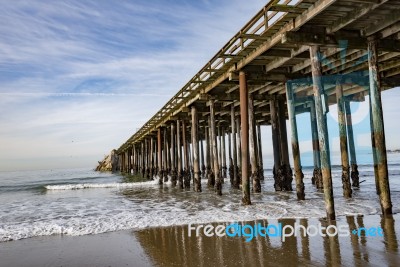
[2,0,397,172]
[0,0,265,170]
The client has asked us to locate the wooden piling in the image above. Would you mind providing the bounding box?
[231,104,239,188]
[270,98,282,191]
[146,139,150,179]
[147,139,150,178]
[131,148,134,174]
[368,37,392,216]
[256,124,264,181]
[135,145,138,174]
[336,77,352,198]
[210,99,222,196]
[310,98,323,188]
[183,120,191,188]
[221,126,227,180]
[310,45,335,221]
[127,150,130,174]
[121,151,125,173]
[191,106,202,192]
[205,123,214,187]
[163,128,168,182]
[177,120,183,189]
[153,139,157,176]
[170,123,177,186]
[236,117,242,183]
[200,129,205,177]
[249,94,261,193]
[141,144,144,176]
[118,153,121,172]
[369,101,380,195]
[167,132,172,177]
[127,149,131,174]
[278,97,293,191]
[144,140,147,177]
[218,125,222,177]
[344,101,360,188]
[239,71,251,205]
[150,137,154,179]
[130,148,133,174]
[228,131,233,183]
[122,151,125,173]
[216,124,224,183]
[124,151,128,173]
[132,145,136,174]
[286,82,305,200]
[141,142,145,178]
[158,128,163,184]
[131,147,134,174]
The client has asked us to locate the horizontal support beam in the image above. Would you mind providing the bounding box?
[282,31,400,52]
[327,0,389,34]
[230,71,303,82]
[198,93,285,102]
[269,5,304,13]
[363,13,400,36]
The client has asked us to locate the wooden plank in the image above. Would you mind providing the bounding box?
[327,0,389,33]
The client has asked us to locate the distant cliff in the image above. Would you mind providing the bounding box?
[95,149,119,172]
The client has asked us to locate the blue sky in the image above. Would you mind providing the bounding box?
[0,0,399,171]
[0,0,266,171]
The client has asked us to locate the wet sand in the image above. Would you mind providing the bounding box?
[1,214,399,267]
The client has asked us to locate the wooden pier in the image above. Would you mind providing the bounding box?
[113,0,400,220]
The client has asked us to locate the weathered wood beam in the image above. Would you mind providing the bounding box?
[344,101,359,188]
[282,31,400,52]
[363,13,400,36]
[240,71,251,205]
[249,94,261,193]
[210,99,222,196]
[256,124,264,181]
[310,45,335,221]
[240,33,270,41]
[264,46,308,72]
[157,128,163,184]
[170,123,177,186]
[231,104,239,188]
[307,98,321,187]
[327,0,389,34]
[191,106,201,192]
[270,97,281,190]
[286,82,305,200]
[347,0,380,3]
[368,37,392,215]
[269,4,304,13]
[177,120,183,189]
[163,127,168,182]
[200,0,337,98]
[182,120,190,188]
[336,78,352,198]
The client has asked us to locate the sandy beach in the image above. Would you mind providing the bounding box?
[1,214,399,267]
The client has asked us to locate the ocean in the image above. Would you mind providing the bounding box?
[1,153,399,243]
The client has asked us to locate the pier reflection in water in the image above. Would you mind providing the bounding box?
[135,215,399,267]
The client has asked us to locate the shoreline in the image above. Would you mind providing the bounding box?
[1,214,399,267]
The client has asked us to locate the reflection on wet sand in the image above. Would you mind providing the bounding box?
[135,215,399,267]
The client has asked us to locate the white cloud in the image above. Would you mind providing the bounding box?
[0,0,266,171]
[0,0,397,171]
